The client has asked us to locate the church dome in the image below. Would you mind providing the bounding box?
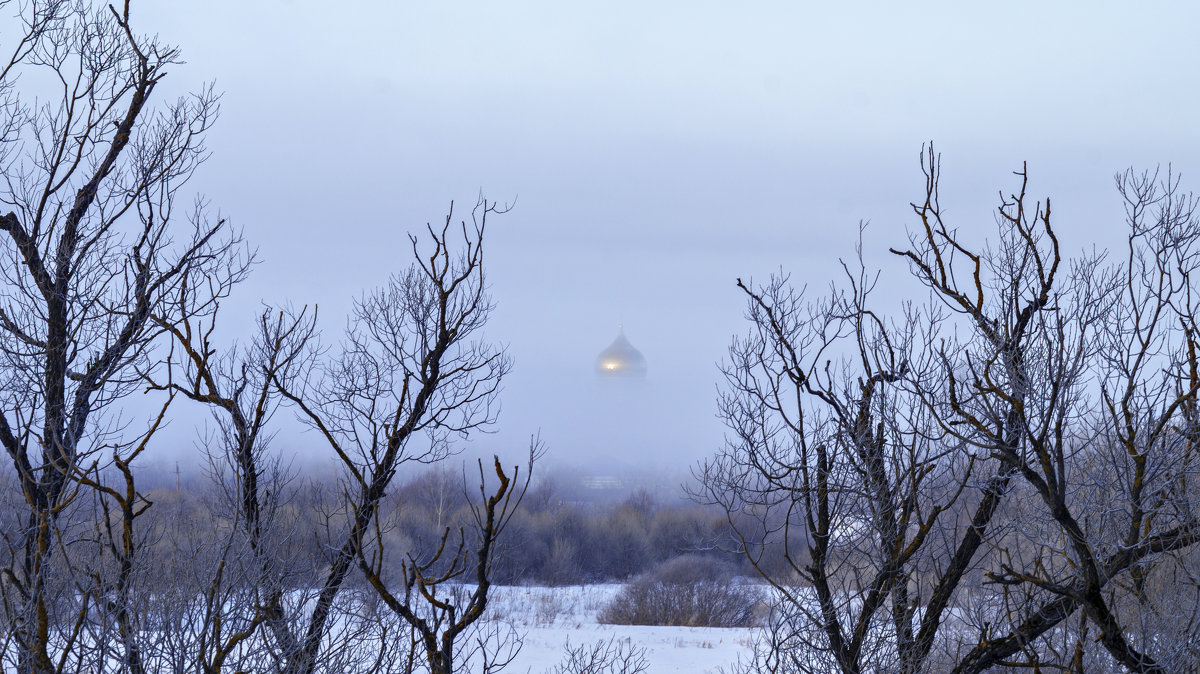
[595,326,647,377]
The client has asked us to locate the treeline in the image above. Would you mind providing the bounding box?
[449,476,747,584]
[123,463,757,588]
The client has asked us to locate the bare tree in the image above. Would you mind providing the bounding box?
[273,197,516,674]
[133,302,319,673]
[0,2,531,671]
[545,636,649,674]
[356,451,538,674]
[0,2,245,672]
[129,199,523,674]
[701,147,1200,673]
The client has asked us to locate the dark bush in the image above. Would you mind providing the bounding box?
[598,554,760,627]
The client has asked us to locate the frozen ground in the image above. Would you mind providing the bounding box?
[484,584,755,673]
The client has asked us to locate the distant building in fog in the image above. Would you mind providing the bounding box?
[581,475,622,490]
[595,326,647,377]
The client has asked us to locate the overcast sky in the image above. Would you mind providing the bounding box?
[128,1,1200,481]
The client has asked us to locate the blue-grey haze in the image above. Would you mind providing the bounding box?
[112,1,1200,482]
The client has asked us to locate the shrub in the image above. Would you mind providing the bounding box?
[545,637,649,674]
[598,554,760,627]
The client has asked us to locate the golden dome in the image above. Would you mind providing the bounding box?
[595,326,647,377]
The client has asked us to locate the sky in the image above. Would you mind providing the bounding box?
[120,1,1200,483]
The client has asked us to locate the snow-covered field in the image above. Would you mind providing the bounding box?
[483,585,755,673]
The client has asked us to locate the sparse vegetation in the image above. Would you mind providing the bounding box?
[0,3,528,671]
[699,148,1200,672]
[544,636,649,674]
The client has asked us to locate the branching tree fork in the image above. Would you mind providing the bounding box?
[269,198,523,674]
[0,2,532,672]
[0,2,241,672]
[703,147,1200,673]
[356,452,536,674]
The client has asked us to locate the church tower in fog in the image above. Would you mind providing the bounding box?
[595,326,647,377]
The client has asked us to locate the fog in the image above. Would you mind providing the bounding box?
[127,1,1200,479]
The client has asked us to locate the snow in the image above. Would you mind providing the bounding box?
[483,585,754,673]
